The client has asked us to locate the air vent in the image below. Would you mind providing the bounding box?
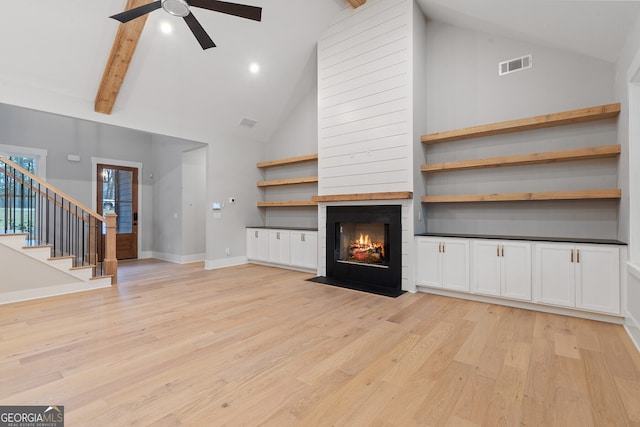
[499,54,532,76]
[239,117,257,128]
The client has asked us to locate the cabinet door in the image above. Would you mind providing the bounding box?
[416,238,442,288]
[534,243,575,308]
[268,230,290,265]
[501,241,532,301]
[472,240,501,296]
[290,231,318,270]
[575,245,620,314]
[247,229,269,261]
[442,239,469,292]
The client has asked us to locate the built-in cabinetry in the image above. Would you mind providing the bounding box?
[472,240,531,301]
[246,228,318,272]
[416,237,469,292]
[419,103,621,204]
[256,153,318,207]
[534,243,620,314]
[416,235,623,317]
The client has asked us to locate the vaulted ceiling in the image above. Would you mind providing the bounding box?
[0,0,638,145]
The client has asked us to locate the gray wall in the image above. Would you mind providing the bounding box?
[182,147,207,258]
[206,137,264,266]
[413,2,429,234]
[261,51,319,230]
[150,135,206,261]
[421,21,619,240]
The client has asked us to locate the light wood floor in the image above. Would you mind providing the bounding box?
[1,260,639,426]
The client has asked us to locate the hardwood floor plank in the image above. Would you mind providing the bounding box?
[0,260,638,426]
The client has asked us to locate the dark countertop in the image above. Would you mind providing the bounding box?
[416,232,626,246]
[247,226,318,231]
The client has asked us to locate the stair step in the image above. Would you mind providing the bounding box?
[46,256,74,270]
[21,246,53,261]
[0,233,29,249]
[90,276,113,287]
[69,265,96,281]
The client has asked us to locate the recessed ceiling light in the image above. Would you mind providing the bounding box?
[249,62,260,74]
[160,21,173,35]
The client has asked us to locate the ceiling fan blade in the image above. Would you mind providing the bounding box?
[188,0,262,21]
[110,1,162,23]
[183,13,216,50]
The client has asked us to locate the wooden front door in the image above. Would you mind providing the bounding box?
[97,164,138,260]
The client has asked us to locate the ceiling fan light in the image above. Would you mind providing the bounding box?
[161,0,190,17]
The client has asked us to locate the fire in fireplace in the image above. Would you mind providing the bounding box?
[339,223,387,267]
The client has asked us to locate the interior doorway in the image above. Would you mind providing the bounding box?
[97,164,138,260]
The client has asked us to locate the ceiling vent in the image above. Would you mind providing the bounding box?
[239,117,257,128]
[499,54,532,76]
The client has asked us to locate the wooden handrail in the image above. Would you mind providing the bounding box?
[0,156,105,222]
[1,156,117,283]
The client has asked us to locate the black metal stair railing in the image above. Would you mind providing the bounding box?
[0,156,108,276]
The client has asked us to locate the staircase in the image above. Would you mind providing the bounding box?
[0,156,117,304]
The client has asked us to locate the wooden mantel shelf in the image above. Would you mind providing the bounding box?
[421,145,621,173]
[421,189,621,203]
[256,153,318,169]
[257,176,318,187]
[312,192,412,202]
[421,103,621,144]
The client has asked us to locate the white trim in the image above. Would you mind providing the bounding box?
[0,279,111,306]
[624,312,640,353]
[205,256,248,270]
[417,286,625,325]
[0,144,48,178]
[91,157,144,259]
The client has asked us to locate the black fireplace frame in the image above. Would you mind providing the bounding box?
[326,205,402,293]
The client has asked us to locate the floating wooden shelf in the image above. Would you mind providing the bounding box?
[421,103,621,144]
[257,176,318,187]
[421,189,621,203]
[256,153,318,168]
[312,191,412,202]
[257,200,318,207]
[421,145,621,173]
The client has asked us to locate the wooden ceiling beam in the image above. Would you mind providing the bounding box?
[347,0,366,9]
[95,0,151,115]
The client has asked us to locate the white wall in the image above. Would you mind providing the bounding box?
[421,21,619,240]
[615,11,640,350]
[182,147,207,261]
[261,55,320,229]
[318,0,413,196]
[412,1,428,234]
[150,135,206,262]
[205,137,264,269]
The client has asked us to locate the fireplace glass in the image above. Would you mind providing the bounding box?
[337,222,388,268]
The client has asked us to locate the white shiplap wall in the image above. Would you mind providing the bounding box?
[317,0,412,196]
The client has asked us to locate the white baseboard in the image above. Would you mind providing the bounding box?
[417,286,625,325]
[152,252,205,264]
[625,312,640,353]
[0,280,111,305]
[139,251,154,259]
[205,256,248,270]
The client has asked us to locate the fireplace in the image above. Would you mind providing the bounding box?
[323,205,402,296]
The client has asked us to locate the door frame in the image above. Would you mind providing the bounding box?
[92,157,143,259]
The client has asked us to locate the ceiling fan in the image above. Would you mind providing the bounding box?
[110,0,262,50]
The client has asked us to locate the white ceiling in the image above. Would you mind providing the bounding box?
[0,0,638,144]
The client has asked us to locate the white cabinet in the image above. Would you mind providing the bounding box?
[246,228,268,261]
[290,231,317,270]
[534,243,620,314]
[247,228,317,272]
[268,230,290,265]
[472,240,531,301]
[416,237,469,292]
